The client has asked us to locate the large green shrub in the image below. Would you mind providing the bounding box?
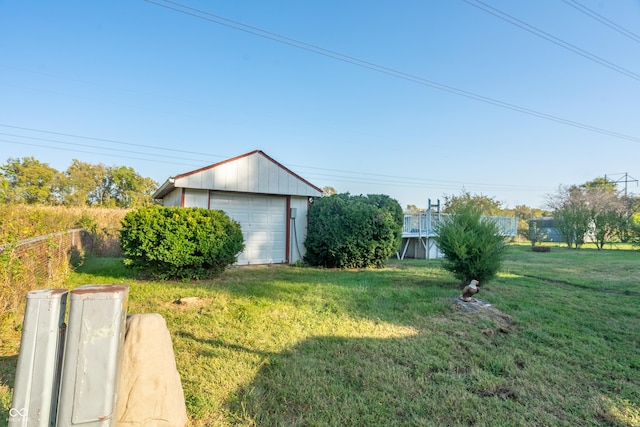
[120,206,244,279]
[434,202,506,284]
[304,193,403,268]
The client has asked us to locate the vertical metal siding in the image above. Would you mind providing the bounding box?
[183,189,209,208]
[174,152,322,197]
[288,196,310,264]
[162,189,182,207]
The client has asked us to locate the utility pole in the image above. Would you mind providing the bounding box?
[604,173,638,197]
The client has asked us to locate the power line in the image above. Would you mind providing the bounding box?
[560,0,640,44]
[1,124,551,194]
[143,0,640,145]
[301,173,550,194]
[1,139,202,169]
[464,0,640,82]
[0,124,228,160]
[298,168,547,191]
[0,132,208,164]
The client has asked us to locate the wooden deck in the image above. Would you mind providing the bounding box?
[402,213,518,237]
[399,213,518,259]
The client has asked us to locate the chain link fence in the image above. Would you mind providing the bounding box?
[0,229,122,321]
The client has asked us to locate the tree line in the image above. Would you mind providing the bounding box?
[547,178,639,249]
[0,157,158,208]
[3,157,638,249]
[405,180,639,250]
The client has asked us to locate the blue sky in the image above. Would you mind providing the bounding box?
[2,0,639,209]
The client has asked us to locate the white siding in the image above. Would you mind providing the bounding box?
[163,189,182,207]
[289,196,310,264]
[154,151,322,264]
[183,189,209,208]
[174,151,321,197]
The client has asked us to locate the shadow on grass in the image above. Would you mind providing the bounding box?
[210,262,459,327]
[0,355,18,426]
[218,323,637,427]
[73,256,135,280]
[175,331,279,360]
[0,355,17,389]
[221,333,518,426]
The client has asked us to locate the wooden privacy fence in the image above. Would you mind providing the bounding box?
[0,229,121,320]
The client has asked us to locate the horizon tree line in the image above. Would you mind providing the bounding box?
[0,157,158,208]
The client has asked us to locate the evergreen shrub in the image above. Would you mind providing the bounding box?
[120,206,244,279]
[434,202,506,284]
[304,193,402,268]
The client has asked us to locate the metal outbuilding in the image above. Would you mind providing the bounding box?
[152,150,323,265]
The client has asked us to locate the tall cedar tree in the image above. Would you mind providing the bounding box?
[434,202,506,284]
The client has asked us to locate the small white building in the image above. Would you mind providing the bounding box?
[152,150,323,265]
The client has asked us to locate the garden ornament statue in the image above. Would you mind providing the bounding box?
[461,279,480,302]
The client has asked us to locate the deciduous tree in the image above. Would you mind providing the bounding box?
[322,186,337,196]
[63,159,107,206]
[0,157,158,207]
[547,180,638,249]
[547,185,591,249]
[442,190,503,215]
[0,157,63,204]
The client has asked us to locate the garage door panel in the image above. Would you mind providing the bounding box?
[233,213,250,224]
[251,214,269,225]
[210,193,287,264]
[269,232,285,244]
[249,231,268,243]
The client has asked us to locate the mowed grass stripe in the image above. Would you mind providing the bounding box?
[0,245,638,426]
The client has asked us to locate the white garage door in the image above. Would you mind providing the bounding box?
[210,193,287,265]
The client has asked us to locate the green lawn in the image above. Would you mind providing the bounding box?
[1,246,640,426]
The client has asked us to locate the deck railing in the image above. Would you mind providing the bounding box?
[402,213,518,237]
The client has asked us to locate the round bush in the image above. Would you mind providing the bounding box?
[120,206,244,279]
[304,193,402,268]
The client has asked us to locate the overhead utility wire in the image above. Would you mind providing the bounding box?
[145,0,640,145]
[301,173,549,193]
[1,125,545,192]
[298,167,545,190]
[1,139,203,169]
[560,0,640,44]
[0,132,208,164]
[5,138,545,192]
[464,0,640,82]
[0,123,471,186]
[0,124,227,161]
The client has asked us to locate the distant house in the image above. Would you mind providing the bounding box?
[152,150,323,265]
[528,217,564,242]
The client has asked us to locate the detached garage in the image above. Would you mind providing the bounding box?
[152,150,323,265]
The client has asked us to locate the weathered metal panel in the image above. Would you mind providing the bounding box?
[257,155,270,193]
[266,158,279,194]
[56,285,129,427]
[9,289,68,427]
[183,188,209,208]
[172,151,322,197]
[162,188,182,207]
[289,196,311,264]
[226,160,239,191]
